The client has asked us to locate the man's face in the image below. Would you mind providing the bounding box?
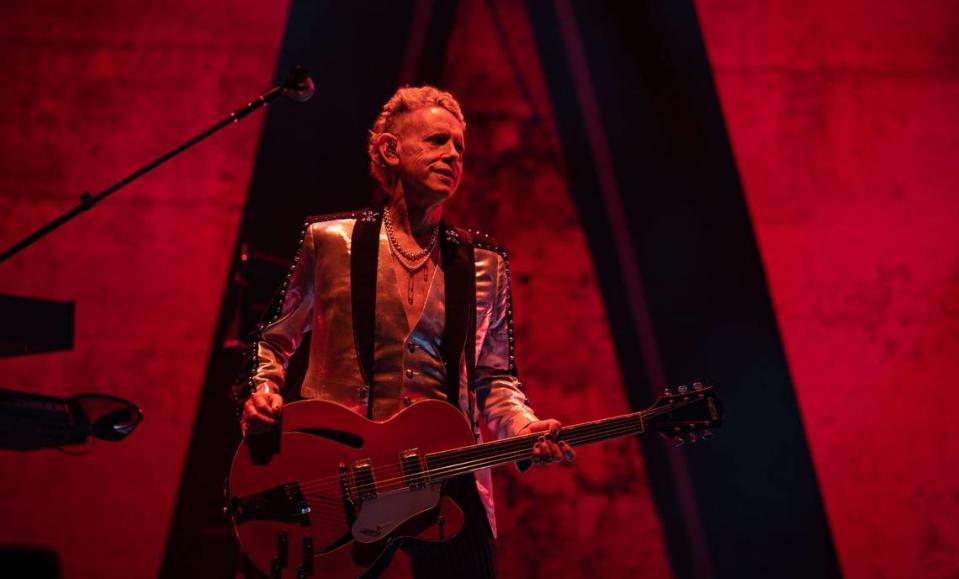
[392,106,465,205]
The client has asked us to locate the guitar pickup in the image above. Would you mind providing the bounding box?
[399,448,426,488]
[228,482,310,524]
[352,458,377,501]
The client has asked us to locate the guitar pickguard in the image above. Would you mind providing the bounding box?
[351,484,443,543]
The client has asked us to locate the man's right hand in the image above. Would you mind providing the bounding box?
[241,390,284,436]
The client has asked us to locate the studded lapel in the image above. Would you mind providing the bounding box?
[441,223,476,412]
[350,209,382,419]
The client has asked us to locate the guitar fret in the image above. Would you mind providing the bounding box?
[425,412,650,481]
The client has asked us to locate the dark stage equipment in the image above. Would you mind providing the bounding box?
[0,389,143,451]
[0,293,74,357]
[0,67,311,453]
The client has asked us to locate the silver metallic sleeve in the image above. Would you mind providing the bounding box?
[236,222,316,406]
[474,249,540,440]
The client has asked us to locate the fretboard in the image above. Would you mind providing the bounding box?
[424,411,647,482]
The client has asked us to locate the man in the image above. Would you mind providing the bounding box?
[235,86,573,577]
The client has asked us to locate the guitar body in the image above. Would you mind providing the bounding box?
[227,383,724,578]
[228,399,476,579]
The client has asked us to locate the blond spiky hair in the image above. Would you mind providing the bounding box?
[367,86,466,191]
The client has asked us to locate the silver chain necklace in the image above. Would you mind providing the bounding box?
[384,206,440,304]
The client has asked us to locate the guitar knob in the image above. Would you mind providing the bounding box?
[702,429,714,440]
[277,529,288,568]
[693,382,703,390]
[673,436,686,447]
[688,432,697,444]
[678,384,688,394]
[302,536,314,575]
[664,387,672,396]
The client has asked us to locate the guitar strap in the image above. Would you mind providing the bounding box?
[350,210,477,420]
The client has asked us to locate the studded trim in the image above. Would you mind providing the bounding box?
[233,209,379,416]
[444,228,462,245]
[467,228,520,379]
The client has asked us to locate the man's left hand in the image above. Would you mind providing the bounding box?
[522,419,576,465]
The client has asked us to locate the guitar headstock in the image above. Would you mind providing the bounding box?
[644,382,723,446]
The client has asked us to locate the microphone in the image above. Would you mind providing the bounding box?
[284,65,315,102]
[230,66,313,121]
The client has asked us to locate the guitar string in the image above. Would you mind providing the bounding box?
[298,417,698,500]
[298,418,687,515]
[299,426,628,502]
[294,414,645,495]
[239,399,715,574]
[294,395,703,494]
[354,395,702,492]
[301,416,672,498]
[294,396,705,495]
[253,403,711,538]
[293,397,706,496]
[307,429,656,510]
[299,418,641,494]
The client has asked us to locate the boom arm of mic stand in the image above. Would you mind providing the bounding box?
[0,85,287,264]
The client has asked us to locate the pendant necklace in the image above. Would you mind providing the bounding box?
[384,206,439,304]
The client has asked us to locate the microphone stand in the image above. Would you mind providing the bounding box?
[0,66,313,264]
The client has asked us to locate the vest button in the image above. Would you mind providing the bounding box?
[358,386,368,399]
[405,368,414,379]
[407,341,416,353]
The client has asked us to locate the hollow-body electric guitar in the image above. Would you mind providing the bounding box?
[226,384,722,578]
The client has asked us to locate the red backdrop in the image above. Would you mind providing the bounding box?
[0,1,675,577]
[0,1,288,577]
[3,1,958,577]
[696,1,959,577]
[440,1,673,577]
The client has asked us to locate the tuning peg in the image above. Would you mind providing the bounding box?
[663,387,672,396]
[702,429,713,440]
[693,382,703,391]
[673,436,686,447]
[677,384,688,394]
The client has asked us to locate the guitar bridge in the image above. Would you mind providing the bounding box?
[339,462,356,521]
[228,481,310,524]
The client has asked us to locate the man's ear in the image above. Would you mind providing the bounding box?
[377,133,399,168]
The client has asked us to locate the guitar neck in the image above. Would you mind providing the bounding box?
[425,411,647,482]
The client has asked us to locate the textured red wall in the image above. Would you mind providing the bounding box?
[441,1,674,577]
[695,1,959,577]
[0,1,288,577]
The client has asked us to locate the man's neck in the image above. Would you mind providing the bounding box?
[387,188,444,246]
